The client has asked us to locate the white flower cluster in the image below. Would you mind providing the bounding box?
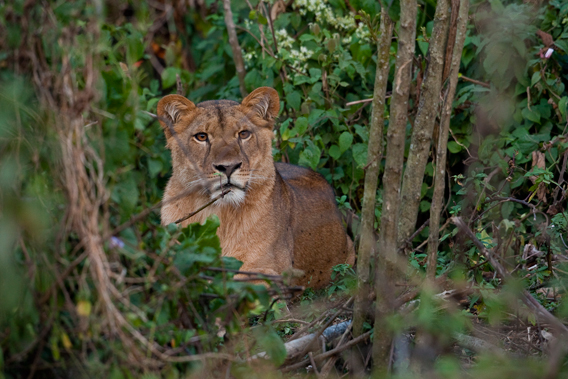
[293,0,356,31]
[276,28,295,49]
[288,46,314,73]
[354,23,371,42]
[243,51,257,68]
[293,0,370,42]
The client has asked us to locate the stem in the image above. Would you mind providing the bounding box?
[223,0,248,97]
[373,0,417,370]
[427,0,470,280]
[398,0,451,246]
[353,7,394,339]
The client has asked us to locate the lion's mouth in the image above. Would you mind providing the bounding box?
[212,181,245,193]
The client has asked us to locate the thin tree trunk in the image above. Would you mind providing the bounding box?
[427,0,470,280]
[373,0,417,370]
[352,9,394,339]
[397,0,451,246]
[223,0,248,98]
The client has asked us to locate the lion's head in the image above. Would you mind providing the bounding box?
[157,87,280,206]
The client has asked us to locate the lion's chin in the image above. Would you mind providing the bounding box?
[211,188,246,206]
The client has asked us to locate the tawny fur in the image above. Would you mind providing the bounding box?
[157,87,355,288]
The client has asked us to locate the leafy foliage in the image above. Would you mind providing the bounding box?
[1,0,568,377]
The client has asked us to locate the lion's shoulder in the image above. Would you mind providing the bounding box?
[275,162,335,198]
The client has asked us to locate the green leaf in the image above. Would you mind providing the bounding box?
[299,143,321,170]
[447,141,462,153]
[286,91,302,110]
[338,132,353,153]
[309,68,322,81]
[530,71,541,87]
[352,143,368,168]
[254,327,287,366]
[501,201,514,219]
[521,106,541,124]
[258,14,268,25]
[161,67,180,89]
[554,39,568,53]
[148,158,163,178]
[293,75,311,86]
[295,117,308,135]
[329,144,341,160]
[559,96,568,121]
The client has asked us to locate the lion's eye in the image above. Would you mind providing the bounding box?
[194,133,208,142]
[239,130,251,140]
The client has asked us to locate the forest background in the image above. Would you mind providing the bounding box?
[1,0,568,377]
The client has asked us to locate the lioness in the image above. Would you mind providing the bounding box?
[157,87,354,288]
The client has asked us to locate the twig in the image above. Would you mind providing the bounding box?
[223,0,248,97]
[271,319,311,325]
[203,266,282,279]
[280,331,372,372]
[459,75,490,88]
[308,352,321,377]
[176,73,184,95]
[174,188,232,224]
[261,1,279,54]
[346,93,393,107]
[235,26,276,58]
[346,98,373,106]
[297,297,354,358]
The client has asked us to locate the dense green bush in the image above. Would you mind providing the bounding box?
[1,0,568,377]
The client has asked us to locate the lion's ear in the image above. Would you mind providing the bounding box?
[241,87,280,122]
[156,94,197,139]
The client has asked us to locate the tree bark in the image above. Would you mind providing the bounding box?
[373,0,417,370]
[427,0,470,280]
[397,0,451,246]
[223,0,248,98]
[352,8,394,339]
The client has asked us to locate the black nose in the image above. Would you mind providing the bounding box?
[214,162,242,178]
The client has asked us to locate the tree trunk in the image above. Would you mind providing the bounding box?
[373,0,417,370]
[427,0,470,280]
[352,8,394,339]
[397,0,451,245]
[223,0,248,98]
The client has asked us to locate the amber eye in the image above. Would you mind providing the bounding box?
[239,130,251,139]
[194,133,208,142]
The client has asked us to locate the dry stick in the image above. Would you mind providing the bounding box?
[281,331,372,373]
[346,98,373,106]
[345,95,392,107]
[297,297,354,359]
[459,74,490,88]
[374,0,417,368]
[235,25,276,58]
[288,296,352,342]
[427,0,470,280]
[353,8,394,340]
[398,0,451,246]
[176,73,184,95]
[261,1,279,54]
[452,217,568,335]
[223,0,248,97]
[174,188,232,224]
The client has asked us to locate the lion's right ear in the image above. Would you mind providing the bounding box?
[156,95,197,139]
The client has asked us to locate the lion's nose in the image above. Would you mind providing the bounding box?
[213,162,242,178]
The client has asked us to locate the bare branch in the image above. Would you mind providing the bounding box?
[223,0,248,97]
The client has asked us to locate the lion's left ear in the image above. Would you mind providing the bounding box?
[241,87,280,122]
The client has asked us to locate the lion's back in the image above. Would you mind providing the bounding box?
[275,162,355,288]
